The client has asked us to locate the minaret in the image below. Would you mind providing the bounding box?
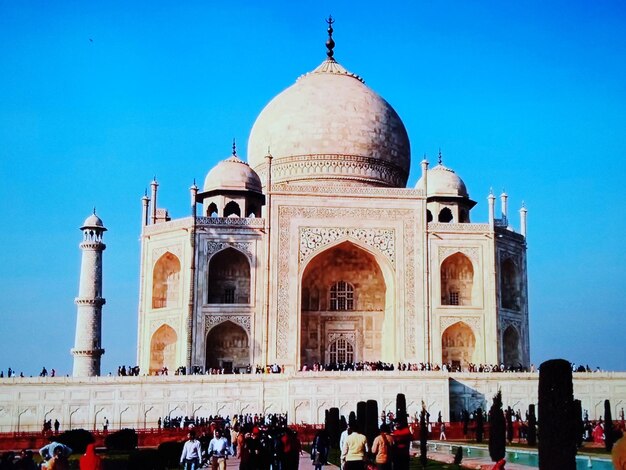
[72,210,106,377]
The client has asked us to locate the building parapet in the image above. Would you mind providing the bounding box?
[428,223,491,233]
[270,182,425,198]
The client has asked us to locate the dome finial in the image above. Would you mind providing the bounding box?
[325,15,335,60]
[438,148,443,165]
[232,138,237,157]
[93,206,96,215]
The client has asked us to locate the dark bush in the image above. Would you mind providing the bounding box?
[453,446,463,465]
[605,399,616,452]
[538,359,576,470]
[104,428,138,451]
[356,401,366,434]
[157,441,184,468]
[129,448,166,470]
[419,402,429,469]
[527,404,537,446]
[325,408,340,449]
[475,408,484,444]
[396,393,407,427]
[365,400,379,449]
[54,429,94,454]
[573,400,584,448]
[488,390,506,462]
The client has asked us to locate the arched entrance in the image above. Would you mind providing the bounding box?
[152,252,181,309]
[206,321,250,373]
[503,326,521,367]
[207,248,251,304]
[150,325,177,374]
[300,241,388,367]
[442,322,476,369]
[500,258,520,310]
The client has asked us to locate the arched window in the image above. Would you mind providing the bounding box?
[329,337,354,364]
[438,207,453,223]
[208,248,250,304]
[503,326,521,367]
[150,324,177,374]
[441,253,474,306]
[441,322,475,368]
[152,252,181,309]
[427,210,433,223]
[330,281,354,311]
[224,201,241,218]
[207,202,218,217]
[500,258,520,310]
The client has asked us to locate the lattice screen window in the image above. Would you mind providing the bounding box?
[330,281,354,311]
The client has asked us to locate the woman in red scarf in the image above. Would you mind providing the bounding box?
[79,444,102,470]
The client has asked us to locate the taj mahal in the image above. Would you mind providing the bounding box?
[1,20,623,433]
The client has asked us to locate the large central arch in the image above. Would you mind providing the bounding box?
[299,240,393,367]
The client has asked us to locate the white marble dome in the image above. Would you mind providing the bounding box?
[81,212,105,229]
[247,59,410,187]
[417,164,469,198]
[204,154,262,193]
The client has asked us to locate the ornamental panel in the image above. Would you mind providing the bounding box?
[440,316,481,335]
[438,246,480,266]
[205,241,254,260]
[300,227,395,266]
[204,314,251,336]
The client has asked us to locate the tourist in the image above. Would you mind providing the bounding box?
[311,429,330,470]
[371,424,394,470]
[180,430,202,470]
[45,445,70,470]
[39,442,72,469]
[391,421,411,470]
[15,449,38,470]
[207,428,231,470]
[79,444,101,470]
[341,419,368,470]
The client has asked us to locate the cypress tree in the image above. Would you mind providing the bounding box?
[573,399,584,448]
[419,402,429,469]
[476,408,484,443]
[326,407,340,449]
[506,406,514,444]
[396,393,408,427]
[538,359,576,470]
[356,401,367,434]
[527,404,537,446]
[365,400,379,449]
[488,390,506,462]
[605,399,616,452]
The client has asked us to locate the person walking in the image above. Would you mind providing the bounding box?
[371,424,394,470]
[311,429,330,470]
[208,428,231,470]
[180,430,202,470]
[79,444,102,470]
[341,419,368,470]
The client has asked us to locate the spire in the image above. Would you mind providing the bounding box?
[232,138,237,157]
[438,148,443,165]
[93,206,97,215]
[326,15,335,60]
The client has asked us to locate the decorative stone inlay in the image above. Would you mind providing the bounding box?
[71,348,104,356]
[254,155,409,189]
[429,223,491,233]
[438,246,480,265]
[277,206,418,359]
[196,217,265,228]
[152,245,182,263]
[500,317,522,333]
[269,182,424,197]
[79,242,106,250]
[328,332,356,344]
[440,316,482,335]
[206,241,253,260]
[300,227,395,265]
[205,314,251,335]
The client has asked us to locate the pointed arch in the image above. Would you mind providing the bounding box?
[152,252,181,309]
[150,324,177,374]
[207,248,251,304]
[442,321,476,368]
[224,201,241,217]
[503,326,521,367]
[438,207,453,223]
[207,202,218,217]
[299,239,393,367]
[206,321,250,372]
[500,258,520,310]
[441,252,474,306]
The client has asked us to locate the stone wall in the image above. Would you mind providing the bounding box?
[1,372,624,433]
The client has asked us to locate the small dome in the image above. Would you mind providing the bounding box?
[417,164,469,198]
[81,211,106,230]
[247,59,410,187]
[204,155,262,193]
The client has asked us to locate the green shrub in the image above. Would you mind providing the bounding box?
[488,390,506,462]
[54,429,94,454]
[157,440,184,468]
[105,428,138,451]
[129,448,165,470]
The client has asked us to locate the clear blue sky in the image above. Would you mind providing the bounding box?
[1,1,625,375]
